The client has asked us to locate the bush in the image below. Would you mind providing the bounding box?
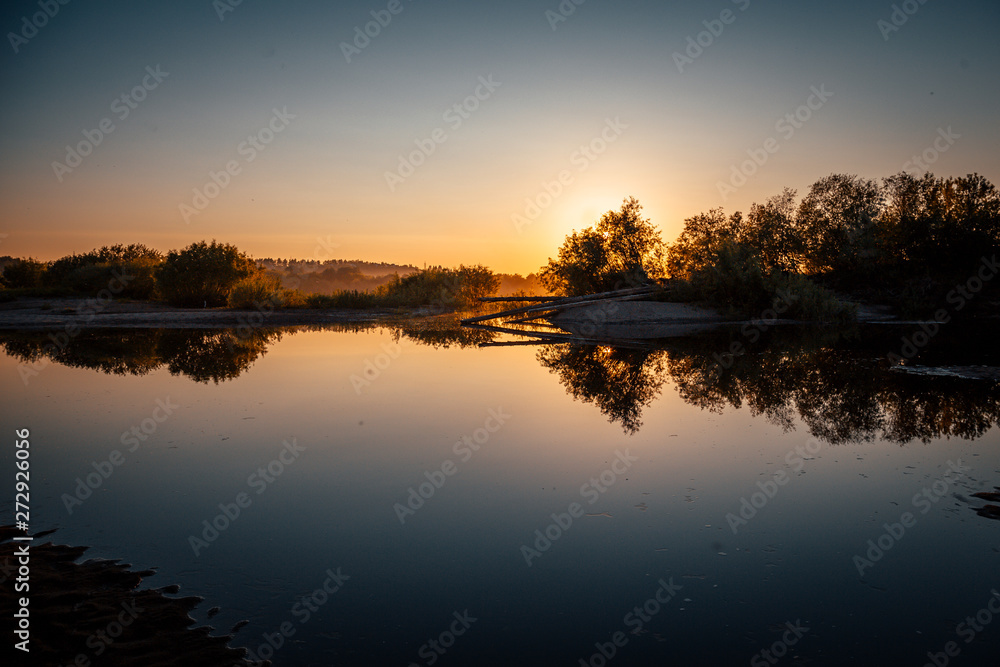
[685,240,771,315]
[376,265,499,309]
[227,273,282,309]
[157,241,257,307]
[1,258,48,288]
[45,244,162,299]
[677,241,856,323]
[307,290,384,309]
[774,273,857,324]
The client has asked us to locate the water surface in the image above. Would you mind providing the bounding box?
[2,321,998,665]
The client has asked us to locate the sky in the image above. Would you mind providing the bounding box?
[1,0,998,275]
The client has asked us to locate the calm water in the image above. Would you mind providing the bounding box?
[2,321,999,665]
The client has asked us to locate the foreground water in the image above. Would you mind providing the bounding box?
[2,321,999,665]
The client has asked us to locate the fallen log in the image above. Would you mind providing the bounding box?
[460,285,659,325]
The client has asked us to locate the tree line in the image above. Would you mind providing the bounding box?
[539,172,1000,318]
[0,241,502,310]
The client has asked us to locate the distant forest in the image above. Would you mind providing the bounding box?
[254,258,543,296]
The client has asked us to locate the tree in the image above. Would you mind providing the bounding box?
[739,188,801,273]
[665,208,741,280]
[46,244,162,299]
[157,241,258,307]
[794,174,883,276]
[1,258,48,288]
[541,197,666,296]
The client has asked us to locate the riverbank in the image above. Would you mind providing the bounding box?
[0,298,401,330]
[0,526,260,666]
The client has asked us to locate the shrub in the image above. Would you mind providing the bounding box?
[45,244,162,299]
[1,258,48,288]
[227,273,282,309]
[157,241,257,307]
[677,241,856,323]
[773,273,857,324]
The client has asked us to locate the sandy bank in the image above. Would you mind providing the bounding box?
[0,298,394,330]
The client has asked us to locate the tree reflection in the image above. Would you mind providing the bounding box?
[537,345,668,434]
[1,328,284,384]
[537,325,1000,443]
[3,322,998,445]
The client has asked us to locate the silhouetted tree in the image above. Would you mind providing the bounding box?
[1,258,48,288]
[541,197,666,295]
[794,174,883,277]
[157,240,257,307]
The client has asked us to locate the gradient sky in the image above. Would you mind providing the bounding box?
[2,0,998,274]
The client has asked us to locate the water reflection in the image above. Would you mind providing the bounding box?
[537,345,666,434]
[1,328,285,384]
[3,321,999,444]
